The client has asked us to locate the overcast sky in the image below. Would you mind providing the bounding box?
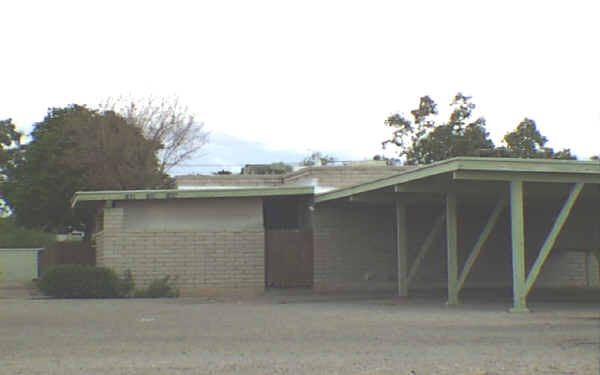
[1,1,599,175]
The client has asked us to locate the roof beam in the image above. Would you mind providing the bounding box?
[72,187,314,207]
[315,161,458,203]
[456,157,600,173]
[453,170,600,184]
[394,181,506,195]
[316,157,600,204]
[348,192,443,205]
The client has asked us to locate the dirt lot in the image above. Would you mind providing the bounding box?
[1,290,599,375]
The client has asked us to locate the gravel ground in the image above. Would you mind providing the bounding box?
[1,290,599,375]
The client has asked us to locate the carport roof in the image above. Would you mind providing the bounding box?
[71,186,314,207]
[314,157,600,203]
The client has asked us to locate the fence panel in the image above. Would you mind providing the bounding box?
[266,230,313,288]
[38,242,95,276]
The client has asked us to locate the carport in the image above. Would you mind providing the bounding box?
[313,157,600,312]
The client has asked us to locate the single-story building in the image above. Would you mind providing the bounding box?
[72,157,600,311]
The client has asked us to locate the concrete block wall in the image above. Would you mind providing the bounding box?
[92,231,104,266]
[99,207,125,269]
[535,250,588,287]
[97,199,266,296]
[176,165,408,190]
[283,166,408,189]
[176,174,282,188]
[312,200,592,294]
[408,205,591,289]
[312,201,396,292]
[112,231,264,296]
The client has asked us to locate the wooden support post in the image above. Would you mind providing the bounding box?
[446,193,459,305]
[524,183,584,295]
[457,198,507,292]
[407,214,444,285]
[509,181,529,313]
[396,201,409,296]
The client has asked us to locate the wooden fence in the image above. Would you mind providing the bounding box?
[38,241,95,276]
[265,229,313,288]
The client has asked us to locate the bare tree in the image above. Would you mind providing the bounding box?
[101,96,209,173]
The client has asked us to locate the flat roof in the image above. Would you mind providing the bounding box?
[72,186,314,207]
[314,157,600,203]
[72,157,600,207]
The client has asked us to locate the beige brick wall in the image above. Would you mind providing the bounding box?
[407,204,590,289]
[112,231,264,296]
[93,231,105,265]
[312,201,397,292]
[100,207,125,270]
[93,192,593,297]
[535,250,588,287]
[283,166,408,189]
[312,200,591,293]
[98,201,265,297]
[176,165,409,190]
[176,174,282,187]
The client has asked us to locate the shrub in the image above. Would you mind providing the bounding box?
[117,269,135,297]
[39,264,120,298]
[134,276,179,298]
[0,217,56,248]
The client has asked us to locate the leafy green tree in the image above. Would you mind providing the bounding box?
[383,94,577,164]
[383,93,494,165]
[1,119,22,215]
[1,105,172,233]
[0,118,22,176]
[502,118,576,159]
[551,149,577,160]
[0,217,56,248]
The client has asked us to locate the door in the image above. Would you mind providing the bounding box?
[265,229,313,288]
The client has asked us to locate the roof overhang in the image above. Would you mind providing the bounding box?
[314,157,600,204]
[71,158,600,207]
[72,186,314,208]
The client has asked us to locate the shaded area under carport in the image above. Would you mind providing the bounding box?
[314,157,600,312]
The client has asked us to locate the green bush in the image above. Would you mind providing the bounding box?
[39,265,121,298]
[0,217,56,248]
[39,265,178,299]
[117,269,135,297]
[134,276,179,298]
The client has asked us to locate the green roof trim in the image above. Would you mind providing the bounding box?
[72,186,314,207]
[314,157,600,203]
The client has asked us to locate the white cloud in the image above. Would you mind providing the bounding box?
[1,0,598,167]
